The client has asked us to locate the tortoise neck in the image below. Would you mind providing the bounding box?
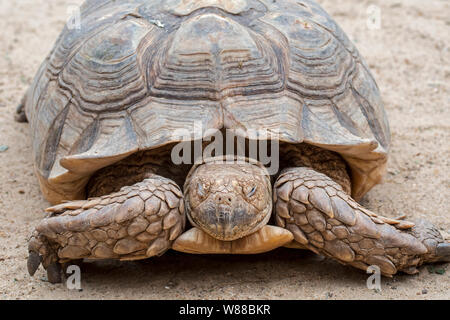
[86,144,190,198]
[279,143,352,195]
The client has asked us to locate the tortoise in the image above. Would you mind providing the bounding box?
[16,0,449,283]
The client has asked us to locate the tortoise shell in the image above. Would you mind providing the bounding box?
[24,0,390,204]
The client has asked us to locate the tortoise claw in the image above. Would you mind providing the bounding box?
[28,250,64,283]
[47,262,63,284]
[27,251,42,276]
[436,243,450,262]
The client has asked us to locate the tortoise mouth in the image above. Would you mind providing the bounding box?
[187,203,273,241]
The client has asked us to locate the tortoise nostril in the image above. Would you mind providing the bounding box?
[216,194,233,205]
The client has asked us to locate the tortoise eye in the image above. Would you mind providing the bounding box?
[197,182,207,198]
[247,186,257,198]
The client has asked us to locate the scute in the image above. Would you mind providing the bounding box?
[164,0,252,16]
[60,20,150,111]
[25,0,390,204]
[148,12,284,100]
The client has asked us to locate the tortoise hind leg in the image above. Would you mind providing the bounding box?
[14,94,28,123]
[28,175,185,283]
[274,167,449,276]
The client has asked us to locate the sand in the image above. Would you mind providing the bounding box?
[0,0,448,300]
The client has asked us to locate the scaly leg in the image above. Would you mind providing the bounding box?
[274,167,449,276]
[28,175,185,283]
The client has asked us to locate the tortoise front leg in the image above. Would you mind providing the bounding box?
[28,175,185,283]
[274,167,449,276]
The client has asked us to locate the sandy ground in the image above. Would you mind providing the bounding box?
[0,0,449,300]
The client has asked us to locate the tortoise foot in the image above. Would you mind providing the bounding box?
[14,95,28,123]
[409,219,450,263]
[27,175,185,279]
[274,167,449,276]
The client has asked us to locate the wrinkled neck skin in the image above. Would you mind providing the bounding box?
[184,158,273,241]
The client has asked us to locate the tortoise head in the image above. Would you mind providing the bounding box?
[184,157,272,241]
